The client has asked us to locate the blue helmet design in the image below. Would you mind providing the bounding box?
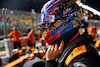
[36,0,82,45]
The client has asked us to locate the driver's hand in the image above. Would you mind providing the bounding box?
[46,41,64,60]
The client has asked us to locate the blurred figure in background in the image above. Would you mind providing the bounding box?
[7,26,23,49]
[88,23,98,44]
[91,25,98,43]
[37,30,42,42]
[95,38,100,56]
[87,23,93,35]
[95,38,100,51]
[27,29,35,47]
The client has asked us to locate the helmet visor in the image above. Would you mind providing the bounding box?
[36,14,55,28]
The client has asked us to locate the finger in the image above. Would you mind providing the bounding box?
[47,45,52,51]
[58,41,64,51]
[51,45,54,51]
[54,44,58,51]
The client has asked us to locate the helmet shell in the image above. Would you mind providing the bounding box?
[37,0,82,45]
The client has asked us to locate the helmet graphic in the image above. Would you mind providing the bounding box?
[36,0,82,45]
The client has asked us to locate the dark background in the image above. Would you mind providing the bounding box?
[0,0,100,13]
[0,0,49,12]
[85,0,100,11]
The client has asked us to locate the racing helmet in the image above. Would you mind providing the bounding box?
[36,0,82,45]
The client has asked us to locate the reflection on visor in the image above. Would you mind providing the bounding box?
[36,14,55,27]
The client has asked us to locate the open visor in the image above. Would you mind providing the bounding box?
[36,14,55,28]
